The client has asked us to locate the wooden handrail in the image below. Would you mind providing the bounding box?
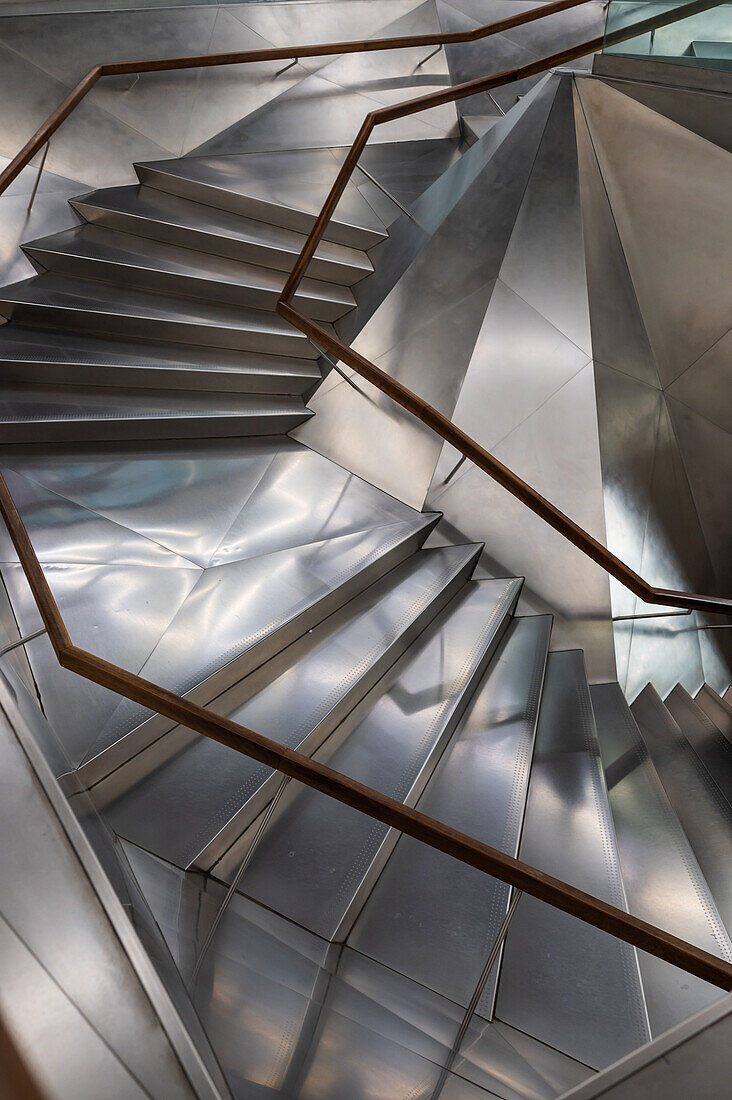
[0,0,730,1003]
[0,1010,47,1100]
[0,472,731,992]
[0,0,593,199]
[279,0,732,619]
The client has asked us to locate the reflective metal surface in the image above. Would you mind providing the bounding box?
[695,684,732,745]
[351,615,551,1010]
[101,544,480,870]
[226,577,521,940]
[496,650,650,1070]
[664,684,732,809]
[592,681,731,1036]
[631,685,732,934]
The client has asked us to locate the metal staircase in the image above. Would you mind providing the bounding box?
[0,142,730,1100]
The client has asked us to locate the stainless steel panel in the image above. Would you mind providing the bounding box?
[0,326,322,394]
[600,76,732,154]
[500,76,592,356]
[0,710,198,1099]
[71,185,373,285]
[229,577,521,940]
[24,224,357,321]
[350,615,551,1010]
[101,544,480,870]
[592,681,731,1036]
[666,330,732,438]
[138,148,388,248]
[576,76,732,387]
[87,514,439,763]
[631,685,732,934]
[496,651,650,1069]
[665,684,732,809]
[0,274,319,357]
[665,395,732,594]
[695,685,732,746]
[573,86,661,390]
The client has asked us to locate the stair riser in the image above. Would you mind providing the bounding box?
[0,302,318,358]
[136,164,385,251]
[0,358,319,395]
[71,200,370,286]
[194,550,481,873]
[76,517,441,792]
[0,409,310,445]
[24,249,354,322]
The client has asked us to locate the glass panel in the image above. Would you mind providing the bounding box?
[604,0,732,73]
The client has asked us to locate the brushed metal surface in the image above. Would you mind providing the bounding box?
[70,185,374,285]
[350,615,551,1010]
[0,325,322,394]
[592,681,732,1036]
[496,650,650,1070]
[695,684,732,746]
[227,577,522,941]
[631,685,732,935]
[137,149,389,249]
[24,224,357,321]
[101,544,481,870]
[0,273,320,356]
[665,684,732,810]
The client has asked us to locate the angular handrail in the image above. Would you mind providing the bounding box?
[278,0,732,619]
[0,468,731,992]
[0,0,592,198]
[1,0,731,998]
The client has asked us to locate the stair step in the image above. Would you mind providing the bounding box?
[0,327,321,394]
[24,225,356,322]
[496,651,650,1072]
[631,684,732,937]
[223,576,522,942]
[665,684,732,808]
[695,684,732,745]
[99,545,482,870]
[125,840,556,1100]
[0,275,321,358]
[0,383,311,443]
[136,151,389,250]
[350,615,551,1011]
[71,185,374,286]
[591,682,732,1038]
[76,513,441,778]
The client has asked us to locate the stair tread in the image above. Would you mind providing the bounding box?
[0,274,315,339]
[103,545,481,870]
[0,326,319,377]
[592,681,732,1038]
[350,615,551,1010]
[496,651,650,1072]
[695,684,732,745]
[71,184,373,277]
[25,224,356,314]
[229,577,522,941]
[631,684,732,939]
[81,514,440,766]
[665,683,732,809]
[0,383,309,421]
[137,150,388,248]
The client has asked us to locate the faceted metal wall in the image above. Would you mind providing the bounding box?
[301,69,732,692]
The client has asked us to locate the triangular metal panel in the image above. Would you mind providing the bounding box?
[500,75,592,356]
[573,81,662,389]
[577,76,732,388]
